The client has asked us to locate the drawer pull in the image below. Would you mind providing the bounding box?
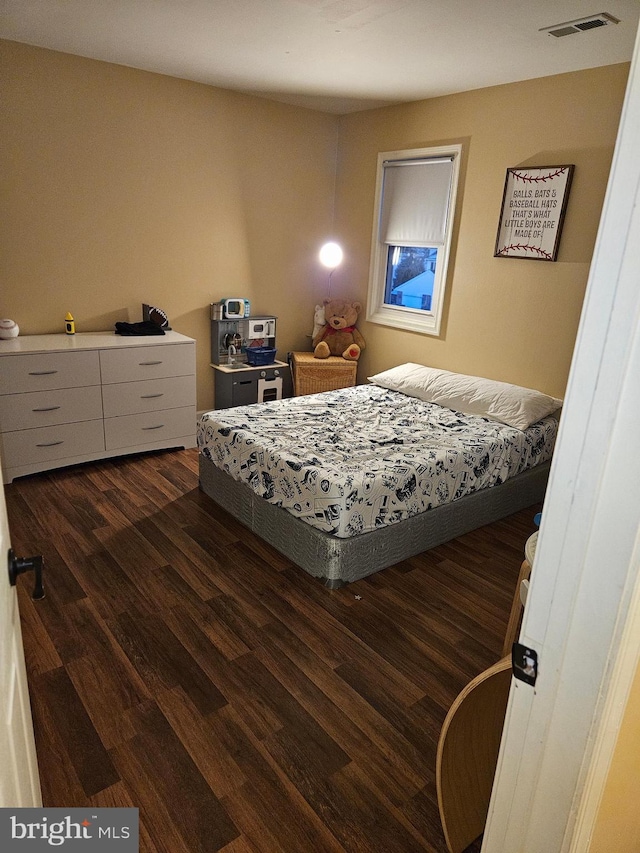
[139,360,163,366]
[140,393,164,399]
[32,406,61,412]
[36,440,64,448]
[28,370,58,376]
[142,424,165,431]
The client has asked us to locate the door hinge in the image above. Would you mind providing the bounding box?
[512,642,538,686]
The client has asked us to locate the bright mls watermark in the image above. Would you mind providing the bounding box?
[0,808,138,851]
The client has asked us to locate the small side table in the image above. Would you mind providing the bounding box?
[502,531,537,657]
[290,351,357,396]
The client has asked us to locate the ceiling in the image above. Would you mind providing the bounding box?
[1,0,638,113]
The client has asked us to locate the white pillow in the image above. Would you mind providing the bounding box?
[368,363,562,431]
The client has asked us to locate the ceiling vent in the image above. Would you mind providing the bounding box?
[540,12,620,38]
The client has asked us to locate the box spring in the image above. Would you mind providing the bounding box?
[199,454,550,588]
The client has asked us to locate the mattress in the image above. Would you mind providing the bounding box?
[197,385,557,539]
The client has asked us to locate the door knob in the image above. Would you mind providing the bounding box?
[7,548,45,600]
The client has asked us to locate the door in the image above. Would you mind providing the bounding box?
[0,458,42,807]
[483,22,640,852]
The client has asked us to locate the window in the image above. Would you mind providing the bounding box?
[366,144,461,336]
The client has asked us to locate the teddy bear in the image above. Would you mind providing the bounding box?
[312,297,366,360]
[311,303,326,340]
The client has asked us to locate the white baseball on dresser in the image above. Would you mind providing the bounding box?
[0,319,19,339]
[0,331,196,483]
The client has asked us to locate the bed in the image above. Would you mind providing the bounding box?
[198,363,561,587]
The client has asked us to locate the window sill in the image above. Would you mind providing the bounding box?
[366,306,441,336]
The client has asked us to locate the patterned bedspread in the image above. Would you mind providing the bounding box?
[197,385,557,538]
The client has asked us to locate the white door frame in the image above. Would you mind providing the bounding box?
[483,22,640,853]
[0,458,43,808]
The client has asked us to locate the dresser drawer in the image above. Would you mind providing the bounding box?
[0,351,100,394]
[104,406,195,451]
[0,420,105,468]
[100,343,195,385]
[101,375,196,418]
[0,386,103,432]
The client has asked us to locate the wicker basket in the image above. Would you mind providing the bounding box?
[291,351,357,396]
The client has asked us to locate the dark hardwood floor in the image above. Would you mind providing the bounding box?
[6,448,539,853]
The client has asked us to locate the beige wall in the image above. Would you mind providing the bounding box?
[0,41,629,405]
[0,41,337,409]
[334,64,629,398]
[588,657,640,852]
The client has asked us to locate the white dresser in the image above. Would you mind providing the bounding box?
[0,331,196,484]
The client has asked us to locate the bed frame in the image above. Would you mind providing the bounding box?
[199,454,550,588]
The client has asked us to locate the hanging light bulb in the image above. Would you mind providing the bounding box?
[319,241,343,269]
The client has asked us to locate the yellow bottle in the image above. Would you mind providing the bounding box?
[65,312,75,335]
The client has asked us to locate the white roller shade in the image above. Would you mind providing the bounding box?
[380,157,454,246]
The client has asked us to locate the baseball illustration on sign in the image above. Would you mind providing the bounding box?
[494,165,574,261]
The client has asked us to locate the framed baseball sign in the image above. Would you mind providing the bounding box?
[494,165,574,261]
